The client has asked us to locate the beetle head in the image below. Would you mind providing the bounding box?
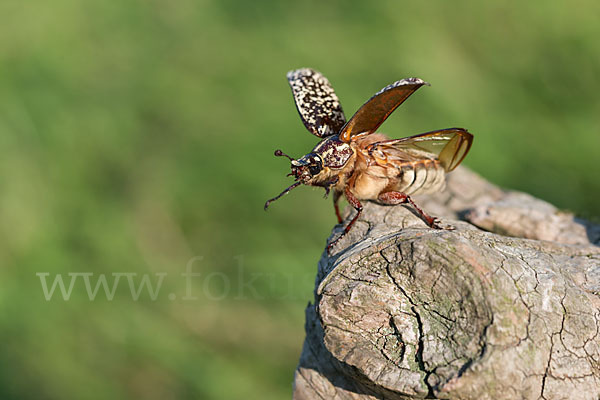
[264,150,325,210]
[264,137,354,210]
[290,153,324,184]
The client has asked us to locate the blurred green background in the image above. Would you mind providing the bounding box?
[0,0,598,399]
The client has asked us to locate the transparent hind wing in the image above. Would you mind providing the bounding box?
[369,128,473,171]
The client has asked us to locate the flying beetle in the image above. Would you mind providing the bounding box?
[264,68,473,251]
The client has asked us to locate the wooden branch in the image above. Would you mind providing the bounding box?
[293,167,600,400]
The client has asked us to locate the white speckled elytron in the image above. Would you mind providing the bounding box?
[265,68,474,252]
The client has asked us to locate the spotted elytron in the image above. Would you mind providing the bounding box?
[265,68,473,251]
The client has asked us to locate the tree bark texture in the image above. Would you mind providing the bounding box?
[293,167,600,400]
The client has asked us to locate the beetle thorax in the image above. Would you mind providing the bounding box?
[312,135,353,169]
[288,136,354,186]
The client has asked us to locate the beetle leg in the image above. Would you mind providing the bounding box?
[322,176,339,199]
[328,188,362,253]
[378,191,446,229]
[333,191,343,224]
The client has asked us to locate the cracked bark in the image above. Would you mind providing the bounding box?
[293,167,600,400]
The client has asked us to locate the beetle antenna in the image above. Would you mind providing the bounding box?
[264,181,302,210]
[274,149,294,161]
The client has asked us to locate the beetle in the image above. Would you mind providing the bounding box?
[265,68,473,251]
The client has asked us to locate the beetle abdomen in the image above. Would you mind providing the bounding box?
[351,158,446,200]
[392,159,446,195]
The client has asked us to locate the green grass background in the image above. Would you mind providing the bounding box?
[0,0,598,399]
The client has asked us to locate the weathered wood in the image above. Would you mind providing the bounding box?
[293,167,600,400]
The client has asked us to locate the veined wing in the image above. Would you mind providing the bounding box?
[287,68,347,138]
[368,128,473,171]
[339,78,428,142]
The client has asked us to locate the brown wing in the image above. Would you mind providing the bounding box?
[339,78,429,142]
[368,128,473,171]
[287,68,347,138]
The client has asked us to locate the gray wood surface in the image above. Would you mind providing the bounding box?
[293,167,600,400]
